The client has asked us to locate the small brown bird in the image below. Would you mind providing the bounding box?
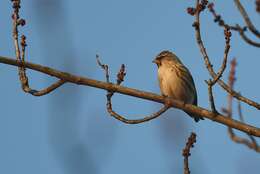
[153,50,203,122]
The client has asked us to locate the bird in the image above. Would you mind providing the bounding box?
[153,50,204,122]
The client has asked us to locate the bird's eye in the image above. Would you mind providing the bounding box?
[157,62,161,67]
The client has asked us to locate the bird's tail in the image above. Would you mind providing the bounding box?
[185,111,204,122]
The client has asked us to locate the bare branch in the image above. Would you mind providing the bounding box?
[116,64,126,85]
[10,0,66,96]
[207,3,241,31]
[96,57,170,124]
[205,26,231,113]
[237,101,259,151]
[207,2,260,47]
[234,0,260,38]
[25,80,66,96]
[257,0,260,13]
[208,27,231,86]
[0,55,260,136]
[183,132,197,174]
[222,59,260,152]
[206,81,218,113]
[96,55,110,83]
[190,0,260,110]
[107,104,169,124]
[236,24,260,47]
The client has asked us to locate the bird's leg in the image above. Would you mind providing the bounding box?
[162,94,168,98]
[163,95,173,108]
[205,80,220,117]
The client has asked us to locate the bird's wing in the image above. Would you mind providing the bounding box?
[176,64,197,104]
[180,65,203,121]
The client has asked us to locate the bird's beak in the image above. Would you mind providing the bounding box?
[152,59,159,64]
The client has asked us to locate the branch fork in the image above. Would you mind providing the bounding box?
[96,56,169,124]
[188,0,260,152]
[10,0,66,96]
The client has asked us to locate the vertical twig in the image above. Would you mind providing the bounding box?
[10,0,66,96]
[183,132,197,174]
[222,59,260,152]
[96,56,170,124]
[187,0,260,109]
[256,0,260,13]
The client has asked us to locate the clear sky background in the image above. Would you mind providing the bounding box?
[1,0,260,174]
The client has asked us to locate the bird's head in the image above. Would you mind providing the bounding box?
[153,50,181,68]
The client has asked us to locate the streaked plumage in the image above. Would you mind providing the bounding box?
[153,50,203,122]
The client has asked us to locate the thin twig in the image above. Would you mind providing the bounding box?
[205,26,231,85]
[234,0,260,38]
[116,64,126,85]
[222,59,260,152]
[10,0,66,96]
[210,27,231,85]
[206,81,218,113]
[207,3,241,31]
[237,100,258,150]
[96,55,170,124]
[236,25,260,47]
[205,26,231,113]
[207,2,260,47]
[96,57,170,124]
[191,0,260,110]
[106,64,168,124]
[107,104,169,124]
[96,55,110,83]
[1,55,260,136]
[256,0,260,13]
[183,132,197,174]
[26,80,66,96]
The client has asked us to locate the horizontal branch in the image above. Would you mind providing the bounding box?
[0,55,260,137]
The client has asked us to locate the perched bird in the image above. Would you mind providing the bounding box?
[153,50,203,122]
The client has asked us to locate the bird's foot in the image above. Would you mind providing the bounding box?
[212,108,220,118]
[163,95,172,108]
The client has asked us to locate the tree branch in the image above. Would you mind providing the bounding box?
[204,26,231,114]
[257,0,260,13]
[10,0,66,96]
[206,81,218,114]
[207,2,260,48]
[96,55,170,124]
[0,55,260,136]
[183,132,197,174]
[191,0,260,110]
[222,59,260,152]
[236,24,260,47]
[234,0,260,38]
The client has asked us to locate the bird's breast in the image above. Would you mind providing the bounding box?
[158,66,179,94]
[157,66,193,103]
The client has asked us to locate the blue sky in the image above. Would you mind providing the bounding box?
[0,1,260,174]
